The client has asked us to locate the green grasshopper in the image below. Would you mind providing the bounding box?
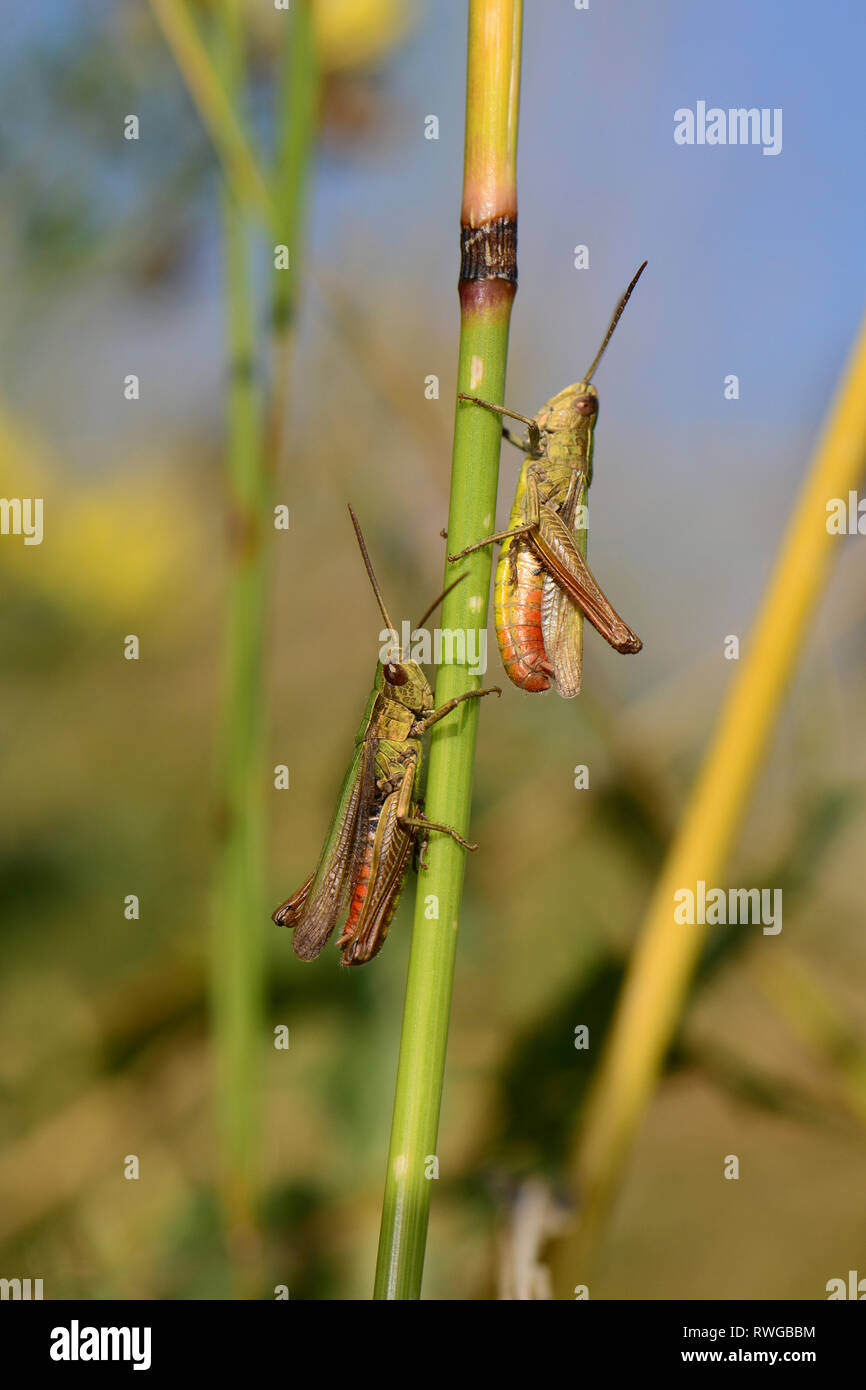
[273,507,500,966]
[449,262,646,697]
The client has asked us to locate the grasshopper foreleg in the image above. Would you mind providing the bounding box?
[457,393,541,454]
[413,685,501,736]
[502,426,532,453]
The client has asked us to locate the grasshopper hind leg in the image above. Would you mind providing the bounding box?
[401,810,478,853]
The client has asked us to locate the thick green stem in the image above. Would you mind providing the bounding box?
[210,0,267,1253]
[374,0,523,1300]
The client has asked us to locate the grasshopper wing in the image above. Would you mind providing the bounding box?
[276,738,377,961]
[534,503,642,656]
[541,475,587,698]
[272,871,316,927]
[541,568,583,698]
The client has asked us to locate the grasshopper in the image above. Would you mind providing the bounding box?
[449,262,646,697]
[273,507,500,966]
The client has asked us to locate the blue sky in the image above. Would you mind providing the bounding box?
[299,0,866,665]
[4,0,865,683]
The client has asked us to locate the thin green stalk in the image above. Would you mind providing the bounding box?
[210,0,267,1255]
[152,0,316,1266]
[374,0,523,1300]
[148,0,274,226]
[269,0,317,477]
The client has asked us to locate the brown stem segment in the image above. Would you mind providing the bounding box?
[460,215,518,286]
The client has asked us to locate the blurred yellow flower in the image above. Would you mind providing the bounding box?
[313,0,412,72]
[188,0,413,72]
[0,406,198,629]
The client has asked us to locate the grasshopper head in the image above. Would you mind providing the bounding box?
[380,658,433,714]
[548,380,598,419]
[535,381,599,438]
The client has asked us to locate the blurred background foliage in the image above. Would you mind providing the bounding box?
[1,0,866,1300]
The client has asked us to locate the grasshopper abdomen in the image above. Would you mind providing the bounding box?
[494,537,553,691]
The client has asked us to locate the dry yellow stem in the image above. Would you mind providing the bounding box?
[565,307,866,1274]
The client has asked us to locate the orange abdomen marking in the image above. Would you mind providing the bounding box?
[343,810,379,935]
[494,538,552,692]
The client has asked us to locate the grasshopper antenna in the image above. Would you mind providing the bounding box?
[583,260,647,384]
[415,572,468,631]
[347,504,397,638]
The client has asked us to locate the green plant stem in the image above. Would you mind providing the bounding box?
[210,0,267,1254]
[148,0,273,225]
[153,0,317,1267]
[373,0,523,1300]
[269,0,317,477]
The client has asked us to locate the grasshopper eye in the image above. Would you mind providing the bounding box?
[575,394,597,417]
[384,662,408,686]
